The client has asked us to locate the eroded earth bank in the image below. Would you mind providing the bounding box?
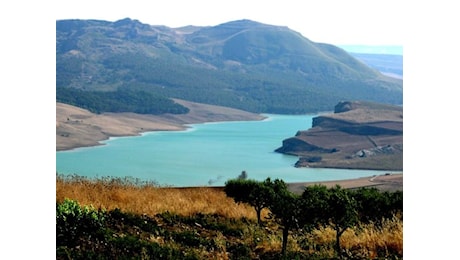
[276,101,403,171]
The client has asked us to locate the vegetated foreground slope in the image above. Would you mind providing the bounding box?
[56,175,403,259]
[56,18,402,114]
[276,100,403,171]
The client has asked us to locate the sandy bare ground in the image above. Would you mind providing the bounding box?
[287,173,403,194]
[56,100,265,151]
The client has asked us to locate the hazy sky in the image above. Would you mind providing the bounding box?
[55,0,404,46]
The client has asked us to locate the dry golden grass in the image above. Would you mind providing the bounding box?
[56,175,260,219]
[304,216,403,257]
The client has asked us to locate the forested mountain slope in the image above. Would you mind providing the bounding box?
[57,18,402,114]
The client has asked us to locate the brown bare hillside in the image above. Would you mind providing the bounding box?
[276,101,403,171]
[56,99,265,151]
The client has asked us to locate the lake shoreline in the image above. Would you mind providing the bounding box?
[56,100,266,151]
[57,102,402,189]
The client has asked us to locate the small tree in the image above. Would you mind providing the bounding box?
[265,178,302,256]
[325,185,358,256]
[351,188,403,225]
[299,185,331,231]
[353,187,391,225]
[224,178,273,225]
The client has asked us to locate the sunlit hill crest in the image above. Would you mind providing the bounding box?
[56,18,402,114]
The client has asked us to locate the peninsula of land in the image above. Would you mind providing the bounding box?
[275,101,403,171]
[56,99,265,151]
[57,100,403,191]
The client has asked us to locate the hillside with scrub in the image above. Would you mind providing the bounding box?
[56,18,402,115]
[56,175,402,259]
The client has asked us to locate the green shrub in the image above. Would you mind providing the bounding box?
[56,198,106,247]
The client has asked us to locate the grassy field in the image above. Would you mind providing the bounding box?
[56,175,258,219]
[56,175,402,259]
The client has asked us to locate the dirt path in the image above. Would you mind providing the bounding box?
[287,173,403,194]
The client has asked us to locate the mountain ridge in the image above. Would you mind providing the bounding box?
[56,18,402,114]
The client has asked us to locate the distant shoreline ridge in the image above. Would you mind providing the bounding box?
[337,45,403,55]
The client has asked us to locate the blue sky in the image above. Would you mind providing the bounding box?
[54,0,405,47]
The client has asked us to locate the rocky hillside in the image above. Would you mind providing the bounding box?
[275,101,403,171]
[56,18,402,114]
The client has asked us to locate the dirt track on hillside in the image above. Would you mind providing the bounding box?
[287,173,403,194]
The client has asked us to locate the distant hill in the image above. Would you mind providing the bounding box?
[337,45,403,79]
[348,53,403,79]
[56,18,403,114]
[337,45,402,55]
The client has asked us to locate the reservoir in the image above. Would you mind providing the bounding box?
[56,114,392,187]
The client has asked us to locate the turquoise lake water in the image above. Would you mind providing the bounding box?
[56,114,392,187]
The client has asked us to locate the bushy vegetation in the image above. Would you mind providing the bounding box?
[56,198,106,248]
[56,87,189,114]
[57,200,197,259]
[224,178,402,257]
[56,175,403,259]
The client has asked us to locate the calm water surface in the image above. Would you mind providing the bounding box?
[56,114,391,186]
